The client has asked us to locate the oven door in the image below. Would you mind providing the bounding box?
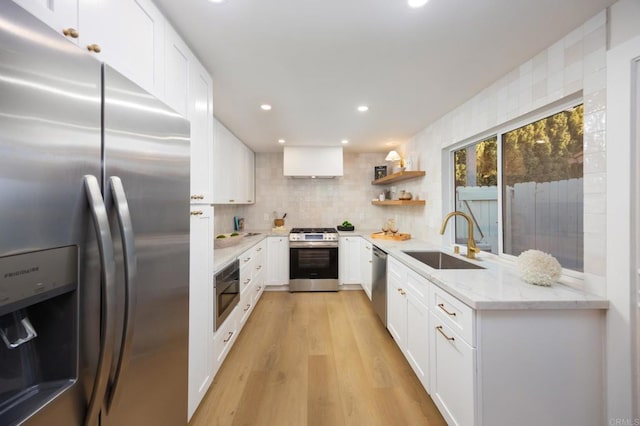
[289,245,339,291]
[214,260,240,331]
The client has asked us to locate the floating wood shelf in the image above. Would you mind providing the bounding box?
[371,170,425,185]
[371,200,426,206]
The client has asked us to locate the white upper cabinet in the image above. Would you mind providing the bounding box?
[164,24,190,117]
[14,0,166,98]
[12,0,78,41]
[213,118,255,204]
[79,0,165,97]
[189,60,213,203]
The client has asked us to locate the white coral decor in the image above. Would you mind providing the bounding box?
[517,249,562,286]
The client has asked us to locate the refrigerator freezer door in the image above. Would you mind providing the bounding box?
[101,65,190,426]
[0,3,102,425]
[0,1,101,425]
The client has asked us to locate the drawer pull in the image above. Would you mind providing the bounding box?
[244,303,251,312]
[256,265,262,270]
[256,247,263,252]
[256,286,261,292]
[223,331,234,343]
[438,303,457,316]
[244,257,251,263]
[436,325,455,341]
[244,278,251,285]
[190,210,203,216]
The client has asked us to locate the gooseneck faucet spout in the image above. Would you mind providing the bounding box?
[440,211,480,259]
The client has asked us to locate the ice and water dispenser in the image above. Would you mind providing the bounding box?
[0,246,78,425]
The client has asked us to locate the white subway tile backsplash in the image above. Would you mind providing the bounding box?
[584,130,606,153]
[582,10,606,35]
[584,151,607,174]
[583,172,606,194]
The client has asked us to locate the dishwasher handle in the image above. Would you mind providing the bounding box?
[373,247,387,259]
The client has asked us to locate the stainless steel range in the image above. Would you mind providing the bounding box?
[289,228,339,292]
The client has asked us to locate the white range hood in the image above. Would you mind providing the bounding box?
[283,146,343,178]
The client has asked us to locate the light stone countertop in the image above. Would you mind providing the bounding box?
[339,229,609,310]
[213,229,286,272]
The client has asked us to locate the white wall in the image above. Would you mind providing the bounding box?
[216,152,394,232]
[397,10,608,297]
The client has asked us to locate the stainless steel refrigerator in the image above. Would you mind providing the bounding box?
[0,3,190,425]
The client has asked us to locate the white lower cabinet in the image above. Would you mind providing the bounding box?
[387,256,604,426]
[266,236,289,286]
[386,257,430,392]
[339,236,361,285]
[429,312,475,426]
[360,239,373,299]
[188,205,214,420]
[238,240,266,327]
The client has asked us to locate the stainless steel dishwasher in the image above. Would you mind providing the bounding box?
[371,246,387,326]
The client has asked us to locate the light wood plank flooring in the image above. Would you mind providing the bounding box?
[190,290,446,426]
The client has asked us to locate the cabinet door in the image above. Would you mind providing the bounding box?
[430,313,476,426]
[406,293,429,393]
[164,24,190,117]
[79,0,165,97]
[387,267,406,347]
[12,0,78,40]
[266,237,289,286]
[339,237,361,284]
[212,119,233,203]
[189,62,213,203]
[242,144,255,203]
[188,205,214,419]
[360,240,373,299]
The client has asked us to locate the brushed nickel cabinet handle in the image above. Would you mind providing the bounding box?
[62,28,79,38]
[223,331,234,343]
[243,257,251,263]
[190,194,204,200]
[436,325,455,341]
[244,303,251,312]
[229,199,235,202]
[437,303,457,316]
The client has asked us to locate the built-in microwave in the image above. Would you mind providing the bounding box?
[214,259,239,331]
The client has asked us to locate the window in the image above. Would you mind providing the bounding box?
[451,104,584,272]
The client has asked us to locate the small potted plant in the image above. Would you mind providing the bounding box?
[337,220,355,231]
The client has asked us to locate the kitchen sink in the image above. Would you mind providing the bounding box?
[402,251,485,270]
[245,232,261,236]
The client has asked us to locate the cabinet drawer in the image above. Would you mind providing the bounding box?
[406,269,429,306]
[388,256,405,281]
[213,307,238,369]
[430,285,475,346]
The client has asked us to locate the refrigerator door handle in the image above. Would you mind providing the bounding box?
[106,176,137,411]
[83,175,117,426]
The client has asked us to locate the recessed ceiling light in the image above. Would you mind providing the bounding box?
[357,105,369,112]
[408,0,429,8]
[341,139,349,144]
[260,104,272,111]
[208,0,224,3]
[278,139,285,144]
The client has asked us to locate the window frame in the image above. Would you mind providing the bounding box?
[444,94,584,281]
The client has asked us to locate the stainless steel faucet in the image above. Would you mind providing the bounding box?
[440,211,480,259]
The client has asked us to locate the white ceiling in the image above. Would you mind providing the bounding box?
[154,0,615,153]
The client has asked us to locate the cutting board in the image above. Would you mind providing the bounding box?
[370,232,411,241]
